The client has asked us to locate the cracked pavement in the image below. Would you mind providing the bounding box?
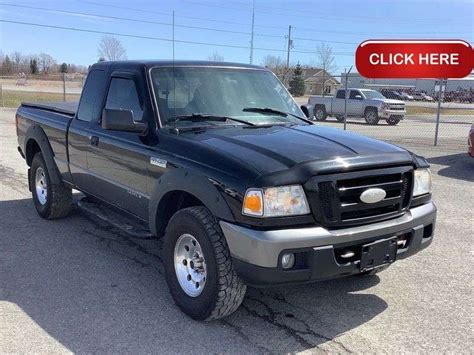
[0,108,472,353]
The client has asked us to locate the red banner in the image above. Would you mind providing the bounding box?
[356,40,473,79]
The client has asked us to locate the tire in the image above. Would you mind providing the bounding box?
[364,108,379,125]
[163,206,246,321]
[386,117,401,125]
[336,115,345,123]
[313,106,327,121]
[30,152,72,219]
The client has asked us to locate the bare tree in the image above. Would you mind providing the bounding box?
[261,55,290,84]
[207,52,224,61]
[316,43,336,96]
[38,53,56,74]
[98,36,127,61]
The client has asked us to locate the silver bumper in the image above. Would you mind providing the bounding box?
[220,202,436,268]
[379,108,406,118]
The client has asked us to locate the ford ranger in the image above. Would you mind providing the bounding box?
[308,88,406,125]
[16,60,436,321]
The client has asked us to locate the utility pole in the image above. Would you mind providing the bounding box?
[249,0,255,64]
[286,25,292,68]
[172,10,175,61]
[343,66,353,131]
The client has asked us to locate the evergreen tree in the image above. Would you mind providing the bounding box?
[289,63,305,96]
[60,63,68,73]
[30,59,39,74]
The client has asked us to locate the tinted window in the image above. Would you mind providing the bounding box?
[349,90,361,99]
[77,70,106,122]
[105,78,143,121]
[336,90,345,99]
[151,67,304,126]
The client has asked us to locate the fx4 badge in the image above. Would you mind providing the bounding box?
[150,157,167,168]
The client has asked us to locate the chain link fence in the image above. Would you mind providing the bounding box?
[1,72,472,152]
[297,75,474,151]
[0,74,84,108]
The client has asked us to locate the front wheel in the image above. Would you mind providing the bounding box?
[364,109,379,125]
[386,117,401,125]
[163,206,246,321]
[336,115,345,123]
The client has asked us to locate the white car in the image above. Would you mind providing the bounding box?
[400,92,414,101]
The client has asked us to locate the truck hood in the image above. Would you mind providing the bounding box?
[372,98,405,105]
[187,124,413,176]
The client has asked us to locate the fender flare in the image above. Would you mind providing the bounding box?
[148,169,236,236]
[24,124,62,186]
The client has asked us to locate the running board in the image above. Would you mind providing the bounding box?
[76,198,154,239]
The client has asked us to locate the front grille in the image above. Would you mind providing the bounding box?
[306,166,413,228]
[389,105,405,111]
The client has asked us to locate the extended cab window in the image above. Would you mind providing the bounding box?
[105,78,143,121]
[76,69,106,122]
[336,90,345,99]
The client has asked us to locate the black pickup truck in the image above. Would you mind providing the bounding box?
[16,60,436,321]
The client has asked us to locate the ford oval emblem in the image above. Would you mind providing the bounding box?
[360,188,386,204]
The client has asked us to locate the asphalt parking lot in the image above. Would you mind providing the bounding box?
[0,107,472,353]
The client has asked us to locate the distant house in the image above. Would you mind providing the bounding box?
[269,66,340,95]
[302,68,339,95]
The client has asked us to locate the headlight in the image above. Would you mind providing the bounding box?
[242,185,310,217]
[413,168,432,196]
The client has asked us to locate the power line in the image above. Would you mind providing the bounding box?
[0,3,252,36]
[0,19,248,49]
[0,19,355,56]
[0,3,364,45]
[185,0,469,25]
[67,1,472,38]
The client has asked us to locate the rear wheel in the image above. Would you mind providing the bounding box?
[386,117,401,125]
[314,106,327,121]
[163,206,246,321]
[336,115,345,123]
[364,109,379,125]
[30,152,72,219]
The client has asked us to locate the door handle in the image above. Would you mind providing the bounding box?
[90,136,99,146]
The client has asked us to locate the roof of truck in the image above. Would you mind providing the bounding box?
[91,60,266,70]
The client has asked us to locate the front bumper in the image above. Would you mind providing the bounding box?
[379,108,406,118]
[220,202,436,287]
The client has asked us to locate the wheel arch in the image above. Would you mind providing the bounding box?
[149,170,236,237]
[24,125,62,186]
[364,106,378,115]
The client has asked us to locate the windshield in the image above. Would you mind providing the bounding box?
[362,90,386,99]
[150,67,305,126]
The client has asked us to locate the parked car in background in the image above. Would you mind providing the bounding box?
[400,92,414,101]
[380,89,405,101]
[307,88,406,125]
[412,92,434,102]
[469,124,474,157]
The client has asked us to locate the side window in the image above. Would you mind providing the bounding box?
[105,78,143,121]
[77,70,106,122]
[336,90,345,99]
[349,90,361,99]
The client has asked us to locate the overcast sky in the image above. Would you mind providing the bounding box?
[0,0,472,73]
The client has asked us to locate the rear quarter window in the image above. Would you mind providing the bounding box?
[76,69,107,122]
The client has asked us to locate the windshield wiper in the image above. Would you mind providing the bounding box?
[166,113,256,126]
[242,107,310,123]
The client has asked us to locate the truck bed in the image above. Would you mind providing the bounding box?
[21,101,78,117]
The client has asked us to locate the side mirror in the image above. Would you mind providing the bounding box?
[101,108,147,134]
[300,105,310,118]
[354,95,363,100]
